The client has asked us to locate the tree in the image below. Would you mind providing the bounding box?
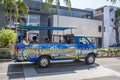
[45,0,71,11]
[107,0,117,3]
[0,0,29,28]
[45,0,71,37]
[112,8,120,45]
[0,29,17,48]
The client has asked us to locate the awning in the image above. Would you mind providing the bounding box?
[20,26,76,31]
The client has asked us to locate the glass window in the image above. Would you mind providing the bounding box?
[98,25,102,32]
[63,34,77,44]
[79,38,89,44]
[48,8,57,15]
[71,11,82,18]
[60,9,71,16]
[25,14,40,26]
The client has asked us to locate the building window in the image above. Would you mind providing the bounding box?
[71,11,84,18]
[98,25,101,32]
[59,9,71,16]
[25,14,40,26]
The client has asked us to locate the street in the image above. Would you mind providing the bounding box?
[0,57,120,80]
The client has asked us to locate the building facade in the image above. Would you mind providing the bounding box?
[0,0,103,47]
[49,6,102,47]
[52,15,102,47]
[95,6,120,48]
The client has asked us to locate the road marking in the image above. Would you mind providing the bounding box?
[0,72,23,75]
[103,64,120,67]
[23,65,120,80]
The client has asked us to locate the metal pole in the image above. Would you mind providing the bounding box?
[102,20,104,48]
[71,29,72,34]
[57,0,60,42]
[15,22,19,34]
[15,24,17,33]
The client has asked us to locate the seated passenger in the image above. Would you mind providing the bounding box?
[31,36,38,43]
[17,36,22,43]
[45,38,50,43]
[61,38,66,43]
[23,36,29,46]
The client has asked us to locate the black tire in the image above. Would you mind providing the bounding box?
[85,54,95,64]
[34,61,38,65]
[37,56,50,68]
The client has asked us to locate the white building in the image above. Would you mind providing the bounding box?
[52,15,102,47]
[95,6,119,48]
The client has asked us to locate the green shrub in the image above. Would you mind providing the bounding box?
[0,29,17,59]
[0,48,11,59]
[0,29,17,48]
[97,48,120,57]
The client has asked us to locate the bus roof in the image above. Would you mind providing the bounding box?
[20,26,76,31]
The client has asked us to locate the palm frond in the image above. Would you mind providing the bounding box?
[115,8,120,18]
[45,0,54,10]
[16,0,29,15]
[45,0,71,11]
[1,0,29,24]
[107,0,117,4]
[63,0,71,11]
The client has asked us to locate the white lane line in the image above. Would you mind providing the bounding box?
[0,72,23,75]
[102,64,120,67]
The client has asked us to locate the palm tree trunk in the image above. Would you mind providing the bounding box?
[115,28,119,45]
[57,0,60,41]
[9,9,12,29]
[114,18,120,45]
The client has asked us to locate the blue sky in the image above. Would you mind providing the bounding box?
[44,0,120,9]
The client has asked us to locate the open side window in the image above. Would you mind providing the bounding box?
[63,34,77,44]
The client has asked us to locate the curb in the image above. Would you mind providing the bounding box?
[97,56,120,58]
[0,59,12,62]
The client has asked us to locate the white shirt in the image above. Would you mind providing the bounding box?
[23,40,29,46]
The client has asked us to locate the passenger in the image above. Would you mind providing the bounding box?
[23,36,29,46]
[32,36,38,43]
[17,33,24,43]
[45,38,50,43]
[59,39,62,43]
[17,36,22,43]
[61,37,66,43]
[80,38,87,44]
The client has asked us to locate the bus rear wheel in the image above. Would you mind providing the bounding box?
[37,56,50,68]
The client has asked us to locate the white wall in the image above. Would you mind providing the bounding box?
[53,15,102,38]
[103,6,117,48]
[103,6,111,48]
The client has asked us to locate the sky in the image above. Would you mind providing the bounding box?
[43,0,120,9]
[70,0,120,9]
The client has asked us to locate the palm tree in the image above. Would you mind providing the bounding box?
[0,0,18,28]
[45,0,71,27]
[113,8,120,46]
[16,0,29,26]
[107,0,118,3]
[45,0,71,39]
[0,0,29,30]
[45,0,71,10]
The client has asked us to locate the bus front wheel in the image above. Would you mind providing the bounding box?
[85,54,95,64]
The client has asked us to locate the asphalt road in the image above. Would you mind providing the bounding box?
[0,57,120,80]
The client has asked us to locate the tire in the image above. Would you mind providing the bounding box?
[37,56,50,68]
[85,54,95,64]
